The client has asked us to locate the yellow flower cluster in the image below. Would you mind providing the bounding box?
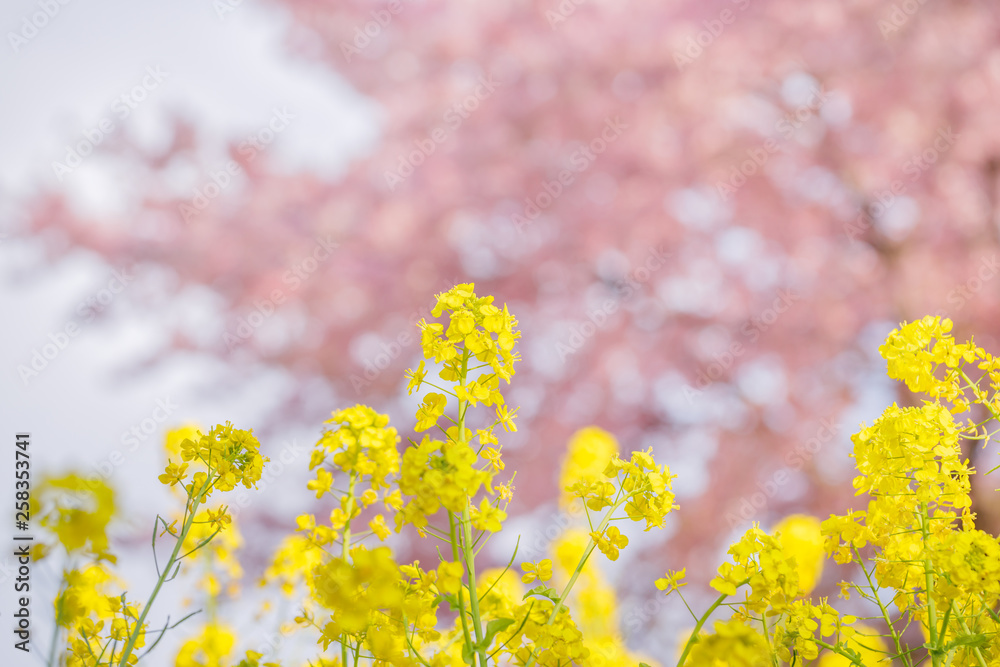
[160,422,267,501]
[710,525,801,612]
[175,623,236,667]
[566,447,677,555]
[878,315,979,401]
[65,593,147,667]
[298,405,400,547]
[684,618,771,666]
[396,432,502,534]
[50,301,1000,667]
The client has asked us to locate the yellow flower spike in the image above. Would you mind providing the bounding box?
[773,514,825,595]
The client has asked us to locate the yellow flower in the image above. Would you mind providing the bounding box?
[369,514,391,541]
[483,447,505,472]
[406,360,427,394]
[591,525,629,561]
[436,560,464,594]
[415,393,448,432]
[470,497,507,532]
[655,568,687,596]
[205,506,231,532]
[521,559,553,584]
[495,404,517,432]
[306,468,333,498]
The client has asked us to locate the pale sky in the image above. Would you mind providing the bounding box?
[0,1,377,664]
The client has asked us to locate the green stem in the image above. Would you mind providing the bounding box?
[47,580,67,667]
[453,351,489,667]
[342,472,357,667]
[450,511,475,658]
[523,503,624,667]
[676,587,741,667]
[950,603,989,667]
[852,545,911,667]
[761,612,777,667]
[920,503,942,667]
[116,475,213,667]
[462,502,487,666]
[814,639,866,666]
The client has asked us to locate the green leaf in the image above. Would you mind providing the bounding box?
[439,592,460,612]
[522,585,559,602]
[461,640,474,665]
[474,618,516,651]
[945,633,989,650]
